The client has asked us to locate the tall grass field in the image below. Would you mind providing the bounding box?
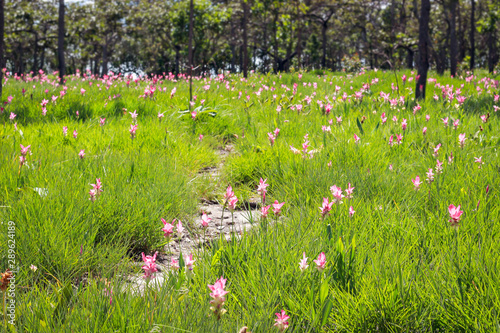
[0,69,499,332]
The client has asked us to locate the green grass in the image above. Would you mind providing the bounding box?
[1,70,499,332]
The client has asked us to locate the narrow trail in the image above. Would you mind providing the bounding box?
[126,144,260,291]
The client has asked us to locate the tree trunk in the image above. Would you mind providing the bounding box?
[58,0,65,84]
[188,0,194,102]
[243,0,248,78]
[449,0,458,77]
[416,0,431,100]
[488,31,496,73]
[322,22,327,69]
[469,0,475,70]
[102,36,108,77]
[230,21,236,72]
[175,46,180,75]
[33,34,39,72]
[407,48,414,69]
[0,0,3,100]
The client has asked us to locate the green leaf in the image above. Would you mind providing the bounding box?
[356,118,364,135]
[320,281,329,305]
[321,298,333,326]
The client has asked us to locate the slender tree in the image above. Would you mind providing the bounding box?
[449,0,458,76]
[242,0,248,78]
[188,0,194,105]
[416,0,430,99]
[58,0,65,84]
[469,0,475,70]
[0,0,4,100]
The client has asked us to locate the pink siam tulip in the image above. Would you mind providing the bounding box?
[268,132,276,146]
[170,257,180,271]
[274,310,290,332]
[412,175,422,190]
[345,183,355,199]
[389,135,394,146]
[354,133,360,144]
[185,253,196,272]
[129,110,138,122]
[208,277,229,320]
[349,206,355,217]
[224,185,235,204]
[257,178,269,203]
[319,197,334,219]
[426,168,434,183]
[314,252,326,272]
[176,220,184,238]
[272,200,285,216]
[433,144,441,157]
[9,112,16,121]
[129,124,138,139]
[228,196,239,211]
[199,134,204,141]
[448,152,454,164]
[73,130,78,139]
[78,149,85,159]
[422,127,427,135]
[99,118,106,126]
[161,218,174,238]
[336,116,342,124]
[201,213,211,228]
[453,119,460,129]
[425,114,430,122]
[396,134,403,144]
[261,205,271,219]
[401,119,407,131]
[435,159,444,174]
[448,204,463,227]
[158,112,165,120]
[441,117,449,127]
[474,156,484,169]
[330,185,344,204]
[141,251,158,281]
[299,252,309,272]
[20,144,31,156]
[63,126,68,136]
[480,115,488,123]
[458,133,466,148]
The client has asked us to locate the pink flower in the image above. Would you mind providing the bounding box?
[268,132,276,146]
[228,196,239,211]
[353,133,360,144]
[274,310,290,332]
[78,149,85,159]
[129,110,138,121]
[401,118,407,131]
[272,200,285,216]
[345,183,355,199]
[336,116,342,124]
[176,220,184,238]
[19,155,26,167]
[185,253,195,271]
[161,218,174,238]
[299,252,308,272]
[129,124,138,139]
[389,135,394,146]
[453,119,460,129]
[349,206,355,217]
[208,276,229,319]
[458,133,466,148]
[141,251,158,280]
[448,152,454,164]
[41,99,49,107]
[426,168,434,183]
[425,114,430,122]
[201,213,211,228]
[170,257,180,270]
[99,118,106,126]
[73,130,78,139]
[433,144,441,157]
[20,144,31,156]
[319,197,334,218]
[330,185,344,204]
[448,204,463,227]
[412,175,422,190]
[261,205,271,218]
[422,127,427,135]
[441,117,449,127]
[435,159,444,174]
[313,252,326,272]
[199,134,204,141]
[9,112,16,120]
[257,178,269,203]
[170,87,177,98]
[191,110,197,119]
[474,156,484,168]
[396,134,403,144]
[80,88,86,95]
[480,115,487,123]
[224,185,235,203]
[158,112,165,120]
